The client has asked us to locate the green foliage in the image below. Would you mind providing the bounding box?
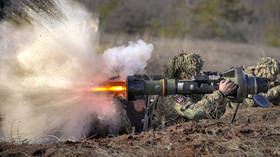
[148,18,189,38]
[191,0,248,41]
[99,0,121,18]
[193,0,224,37]
[145,1,191,38]
[262,1,280,47]
[264,23,280,47]
[145,0,250,41]
[83,0,280,46]
[98,0,123,27]
[157,19,188,38]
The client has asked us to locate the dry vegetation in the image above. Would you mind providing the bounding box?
[1,106,280,156]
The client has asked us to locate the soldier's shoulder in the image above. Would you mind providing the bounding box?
[243,65,255,76]
[270,84,280,91]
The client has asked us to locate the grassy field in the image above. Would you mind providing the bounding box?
[98,33,280,75]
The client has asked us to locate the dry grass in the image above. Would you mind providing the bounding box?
[98,33,280,74]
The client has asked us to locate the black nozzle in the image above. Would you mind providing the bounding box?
[256,77,270,93]
[247,77,269,95]
[126,76,146,101]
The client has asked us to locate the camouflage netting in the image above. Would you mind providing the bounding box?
[250,57,280,81]
[163,53,203,79]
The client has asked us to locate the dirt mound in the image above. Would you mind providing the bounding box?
[1,106,280,157]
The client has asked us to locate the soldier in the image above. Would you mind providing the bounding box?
[149,53,236,130]
[241,57,280,107]
[118,97,145,134]
[86,96,139,138]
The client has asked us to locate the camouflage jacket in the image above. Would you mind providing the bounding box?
[262,85,280,105]
[117,99,133,134]
[149,90,226,130]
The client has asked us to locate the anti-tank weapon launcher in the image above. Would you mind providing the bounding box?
[126,67,270,125]
[126,66,269,104]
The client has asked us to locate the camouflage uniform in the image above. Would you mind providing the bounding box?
[116,97,133,134]
[149,53,227,130]
[119,106,133,134]
[237,57,280,108]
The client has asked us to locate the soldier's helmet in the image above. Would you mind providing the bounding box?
[252,57,279,81]
[163,53,203,79]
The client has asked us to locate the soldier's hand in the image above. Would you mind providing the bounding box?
[219,79,236,96]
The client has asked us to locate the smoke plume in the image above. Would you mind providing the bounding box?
[103,40,153,78]
[0,0,153,143]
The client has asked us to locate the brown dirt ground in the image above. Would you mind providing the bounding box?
[1,105,280,157]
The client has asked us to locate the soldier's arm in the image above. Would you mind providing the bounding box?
[176,90,226,120]
[262,85,280,105]
[176,79,236,120]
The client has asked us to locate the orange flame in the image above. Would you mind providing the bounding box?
[91,85,126,92]
[78,80,126,95]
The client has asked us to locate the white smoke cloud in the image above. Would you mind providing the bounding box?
[103,40,153,78]
[0,0,153,143]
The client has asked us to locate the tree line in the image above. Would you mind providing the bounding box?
[81,0,280,47]
[1,0,280,46]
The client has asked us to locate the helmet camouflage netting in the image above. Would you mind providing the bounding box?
[252,57,279,80]
[163,53,203,79]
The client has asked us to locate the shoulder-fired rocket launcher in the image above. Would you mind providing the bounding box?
[126,67,269,105]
